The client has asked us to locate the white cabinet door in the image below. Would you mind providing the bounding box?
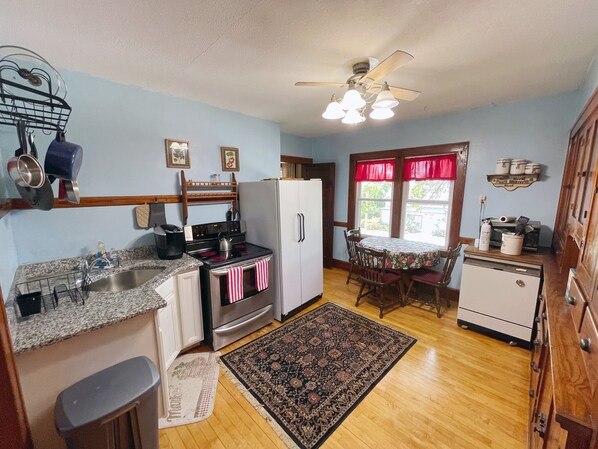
[157,291,181,370]
[299,180,323,303]
[278,181,303,315]
[176,268,203,349]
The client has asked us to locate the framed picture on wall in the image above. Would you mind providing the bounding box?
[165,139,190,168]
[221,147,240,172]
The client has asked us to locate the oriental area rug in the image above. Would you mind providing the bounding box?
[220,302,416,449]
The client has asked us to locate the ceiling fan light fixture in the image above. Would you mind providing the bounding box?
[322,94,345,120]
[369,107,395,120]
[341,109,365,125]
[372,82,399,109]
[340,84,366,111]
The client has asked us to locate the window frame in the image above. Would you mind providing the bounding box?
[347,142,469,249]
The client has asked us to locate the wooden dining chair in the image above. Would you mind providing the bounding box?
[343,228,362,284]
[355,246,404,318]
[405,243,463,318]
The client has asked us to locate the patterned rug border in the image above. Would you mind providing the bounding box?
[219,302,417,449]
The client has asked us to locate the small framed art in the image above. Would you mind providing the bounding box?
[165,139,190,168]
[221,147,240,172]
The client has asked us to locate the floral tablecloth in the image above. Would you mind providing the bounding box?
[359,237,441,270]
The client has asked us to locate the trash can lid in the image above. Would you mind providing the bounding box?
[55,356,160,434]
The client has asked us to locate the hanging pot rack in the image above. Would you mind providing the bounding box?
[0,46,72,132]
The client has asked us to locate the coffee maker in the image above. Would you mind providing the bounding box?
[154,224,185,259]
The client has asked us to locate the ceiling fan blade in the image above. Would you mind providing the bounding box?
[295,82,348,88]
[387,85,421,101]
[360,50,414,83]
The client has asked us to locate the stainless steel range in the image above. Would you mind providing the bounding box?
[184,220,273,350]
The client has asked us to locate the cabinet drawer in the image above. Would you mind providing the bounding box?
[579,310,598,396]
[567,277,587,333]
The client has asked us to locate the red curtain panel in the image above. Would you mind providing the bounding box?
[355,159,395,181]
[403,153,457,181]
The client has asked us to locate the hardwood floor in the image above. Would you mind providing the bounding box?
[160,268,530,449]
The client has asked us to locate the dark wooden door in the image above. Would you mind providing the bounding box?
[0,289,33,449]
[304,163,335,269]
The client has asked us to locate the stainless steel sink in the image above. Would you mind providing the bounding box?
[88,268,164,292]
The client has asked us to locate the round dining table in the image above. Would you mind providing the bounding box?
[359,236,441,270]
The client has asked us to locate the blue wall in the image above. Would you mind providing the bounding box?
[311,91,580,286]
[0,70,281,294]
[578,51,598,113]
[281,132,312,158]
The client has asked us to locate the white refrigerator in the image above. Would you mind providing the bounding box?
[239,179,323,321]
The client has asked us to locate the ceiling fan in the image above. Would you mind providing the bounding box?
[295,50,420,124]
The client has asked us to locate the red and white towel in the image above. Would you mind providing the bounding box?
[255,258,269,292]
[227,266,244,303]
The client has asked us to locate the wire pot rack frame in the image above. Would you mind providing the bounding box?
[0,77,72,131]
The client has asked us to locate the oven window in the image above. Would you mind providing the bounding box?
[219,266,263,305]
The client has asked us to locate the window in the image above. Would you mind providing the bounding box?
[348,144,468,248]
[400,179,453,246]
[356,181,393,236]
[354,159,394,237]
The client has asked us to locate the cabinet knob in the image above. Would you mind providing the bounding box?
[580,338,592,352]
[528,389,535,398]
[516,279,525,287]
[566,296,576,306]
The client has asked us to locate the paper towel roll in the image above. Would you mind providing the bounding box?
[499,216,516,223]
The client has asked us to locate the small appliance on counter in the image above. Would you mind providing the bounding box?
[154,224,185,259]
[484,217,541,252]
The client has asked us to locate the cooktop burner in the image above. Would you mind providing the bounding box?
[188,242,271,269]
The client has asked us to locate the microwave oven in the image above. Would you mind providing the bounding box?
[487,219,541,252]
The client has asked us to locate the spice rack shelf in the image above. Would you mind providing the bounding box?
[486,173,539,191]
[180,170,237,225]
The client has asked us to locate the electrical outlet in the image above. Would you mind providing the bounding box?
[479,195,487,205]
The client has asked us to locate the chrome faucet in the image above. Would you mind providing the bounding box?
[79,254,121,277]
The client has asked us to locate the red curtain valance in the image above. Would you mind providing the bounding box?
[355,159,394,182]
[403,154,457,181]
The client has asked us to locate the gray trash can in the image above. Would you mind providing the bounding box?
[55,356,161,449]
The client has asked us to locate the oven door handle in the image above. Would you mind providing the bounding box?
[213,305,273,334]
[210,256,272,276]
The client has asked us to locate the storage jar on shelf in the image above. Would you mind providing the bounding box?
[525,163,541,175]
[510,159,527,175]
[495,158,511,175]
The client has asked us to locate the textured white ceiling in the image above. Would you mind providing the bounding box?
[1,0,597,137]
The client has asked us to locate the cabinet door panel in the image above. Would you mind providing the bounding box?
[177,269,203,349]
[157,293,181,369]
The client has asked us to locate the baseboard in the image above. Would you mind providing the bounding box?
[332,258,460,302]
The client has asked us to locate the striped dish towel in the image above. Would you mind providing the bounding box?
[227,266,244,303]
[255,258,269,292]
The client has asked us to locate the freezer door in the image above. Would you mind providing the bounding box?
[278,181,303,315]
[299,180,323,303]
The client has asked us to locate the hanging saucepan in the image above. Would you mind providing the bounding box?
[12,128,54,210]
[6,121,45,189]
[44,131,83,181]
[62,179,80,204]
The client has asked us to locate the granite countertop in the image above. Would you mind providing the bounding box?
[6,246,202,355]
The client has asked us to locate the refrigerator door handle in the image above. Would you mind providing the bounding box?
[300,213,306,242]
[297,213,303,242]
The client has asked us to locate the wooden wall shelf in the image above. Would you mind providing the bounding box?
[486,173,539,191]
[180,170,237,225]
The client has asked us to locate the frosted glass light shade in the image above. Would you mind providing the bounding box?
[340,88,366,110]
[341,109,365,124]
[322,96,345,119]
[372,89,399,109]
[369,107,394,120]
[372,83,399,109]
